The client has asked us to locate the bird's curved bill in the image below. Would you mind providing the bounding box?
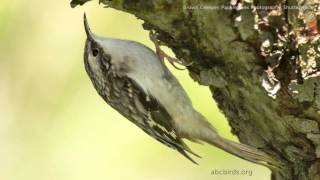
[83,13,95,41]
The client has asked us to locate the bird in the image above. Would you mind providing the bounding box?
[82,13,281,169]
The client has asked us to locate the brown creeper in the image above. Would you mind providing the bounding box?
[83,13,281,169]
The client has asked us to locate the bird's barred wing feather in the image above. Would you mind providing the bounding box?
[108,74,199,164]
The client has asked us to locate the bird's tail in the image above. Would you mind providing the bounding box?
[203,134,282,170]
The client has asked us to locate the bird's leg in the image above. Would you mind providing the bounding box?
[149,30,192,70]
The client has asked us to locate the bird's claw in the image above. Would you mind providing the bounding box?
[149,31,193,70]
[158,50,190,70]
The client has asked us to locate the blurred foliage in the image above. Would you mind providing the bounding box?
[0,0,270,179]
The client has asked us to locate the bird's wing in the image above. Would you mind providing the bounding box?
[110,74,200,164]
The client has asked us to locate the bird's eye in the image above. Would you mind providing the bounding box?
[92,48,99,57]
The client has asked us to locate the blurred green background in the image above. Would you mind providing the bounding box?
[0,1,270,179]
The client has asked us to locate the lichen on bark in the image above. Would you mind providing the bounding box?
[71,0,320,179]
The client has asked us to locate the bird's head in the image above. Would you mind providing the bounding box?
[83,13,114,87]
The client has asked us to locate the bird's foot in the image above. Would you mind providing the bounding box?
[149,30,192,70]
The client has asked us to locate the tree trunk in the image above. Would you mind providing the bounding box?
[71,0,320,179]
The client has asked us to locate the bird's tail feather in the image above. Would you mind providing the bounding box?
[205,135,282,170]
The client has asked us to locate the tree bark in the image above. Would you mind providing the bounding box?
[71,0,320,179]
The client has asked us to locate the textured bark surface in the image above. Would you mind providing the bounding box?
[71,0,320,179]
